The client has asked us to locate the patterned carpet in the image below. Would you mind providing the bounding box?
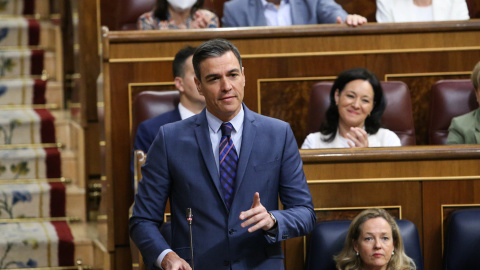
[1,4,75,268]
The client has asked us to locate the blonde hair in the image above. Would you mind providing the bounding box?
[472,61,480,90]
[334,208,415,270]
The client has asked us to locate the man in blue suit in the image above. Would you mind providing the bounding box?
[222,0,367,27]
[131,46,205,191]
[130,39,316,270]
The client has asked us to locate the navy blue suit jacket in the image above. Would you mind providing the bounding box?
[129,105,316,270]
[131,108,182,191]
[134,108,182,154]
[222,0,348,27]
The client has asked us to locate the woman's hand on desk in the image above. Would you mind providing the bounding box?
[346,127,369,148]
[337,14,368,27]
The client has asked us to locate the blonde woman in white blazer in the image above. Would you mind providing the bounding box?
[376,0,470,23]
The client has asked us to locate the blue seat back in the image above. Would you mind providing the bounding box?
[443,208,480,270]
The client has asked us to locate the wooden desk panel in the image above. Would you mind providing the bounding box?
[101,22,480,270]
[297,146,480,270]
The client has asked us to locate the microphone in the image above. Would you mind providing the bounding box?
[186,208,194,270]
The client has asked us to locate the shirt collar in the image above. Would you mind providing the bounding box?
[178,102,196,120]
[260,0,289,8]
[206,105,244,134]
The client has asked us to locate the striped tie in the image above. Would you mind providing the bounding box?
[219,122,238,209]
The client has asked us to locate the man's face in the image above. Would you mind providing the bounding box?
[195,51,245,122]
[177,55,205,106]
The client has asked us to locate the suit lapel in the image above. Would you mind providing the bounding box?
[291,0,307,25]
[251,0,267,26]
[194,111,226,208]
[233,106,256,202]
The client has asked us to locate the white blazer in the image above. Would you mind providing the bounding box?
[376,0,470,23]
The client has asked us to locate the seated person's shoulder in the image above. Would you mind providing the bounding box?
[376,128,401,147]
[449,109,478,133]
[452,109,477,123]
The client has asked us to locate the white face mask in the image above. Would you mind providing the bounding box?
[167,0,197,11]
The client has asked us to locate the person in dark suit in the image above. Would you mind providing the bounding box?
[129,38,316,270]
[222,0,367,28]
[131,46,206,191]
[133,46,205,155]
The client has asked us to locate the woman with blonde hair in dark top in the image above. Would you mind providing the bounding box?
[334,208,415,270]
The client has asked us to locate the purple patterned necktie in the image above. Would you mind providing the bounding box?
[219,122,238,209]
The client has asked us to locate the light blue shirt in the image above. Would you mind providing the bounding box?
[206,107,244,172]
[177,102,196,120]
[156,106,245,269]
[261,0,292,26]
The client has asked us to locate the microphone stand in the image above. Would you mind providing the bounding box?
[186,208,194,270]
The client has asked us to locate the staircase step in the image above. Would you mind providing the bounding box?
[45,80,63,109]
[66,184,86,221]
[69,221,111,268]
[55,119,85,188]
[0,108,55,145]
[45,50,59,81]
[0,221,74,268]
[0,49,44,78]
[40,19,59,51]
[0,78,48,106]
[0,0,50,17]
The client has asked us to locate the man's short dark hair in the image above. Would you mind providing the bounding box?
[172,46,196,79]
[192,39,242,81]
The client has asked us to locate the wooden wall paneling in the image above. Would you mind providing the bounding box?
[60,0,75,107]
[422,180,480,270]
[78,0,101,124]
[258,77,335,146]
[302,146,480,270]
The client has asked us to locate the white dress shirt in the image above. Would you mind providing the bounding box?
[301,128,401,149]
[261,0,293,26]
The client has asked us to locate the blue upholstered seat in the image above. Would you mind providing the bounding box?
[443,208,480,270]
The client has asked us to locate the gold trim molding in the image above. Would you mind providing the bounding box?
[307,175,480,184]
[109,46,480,63]
[0,216,82,223]
[385,71,472,81]
[0,177,71,184]
[0,104,59,110]
[0,143,63,149]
